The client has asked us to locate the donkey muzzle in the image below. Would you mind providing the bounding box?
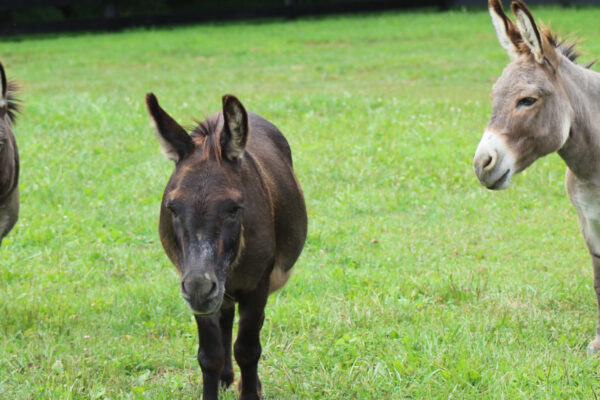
[181,271,221,314]
[473,130,514,190]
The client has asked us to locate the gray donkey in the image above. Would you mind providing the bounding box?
[474,0,600,352]
[0,61,20,247]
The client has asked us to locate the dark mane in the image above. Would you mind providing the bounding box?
[541,25,596,68]
[190,112,224,163]
[6,81,20,124]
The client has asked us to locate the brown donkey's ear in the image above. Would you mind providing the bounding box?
[489,0,522,59]
[0,61,6,109]
[221,94,248,161]
[146,93,194,162]
[512,1,557,66]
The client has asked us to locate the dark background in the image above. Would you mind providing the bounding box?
[1,0,599,35]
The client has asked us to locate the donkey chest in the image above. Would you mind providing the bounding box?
[575,193,600,221]
[568,177,600,219]
[567,175,600,251]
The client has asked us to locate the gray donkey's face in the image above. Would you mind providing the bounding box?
[474,57,571,190]
[473,0,572,190]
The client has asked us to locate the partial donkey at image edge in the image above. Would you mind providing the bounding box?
[473,0,600,352]
[146,93,307,400]
[0,61,20,248]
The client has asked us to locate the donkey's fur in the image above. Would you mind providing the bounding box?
[147,93,307,399]
[0,61,20,247]
[474,0,600,353]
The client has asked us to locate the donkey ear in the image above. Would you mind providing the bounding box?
[145,93,194,162]
[0,61,7,109]
[221,95,248,161]
[489,0,521,59]
[511,1,545,63]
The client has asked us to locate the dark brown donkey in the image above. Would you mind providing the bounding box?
[0,61,20,247]
[146,93,307,399]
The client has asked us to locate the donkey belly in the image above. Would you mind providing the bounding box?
[269,264,292,294]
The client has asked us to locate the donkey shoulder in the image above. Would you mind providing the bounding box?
[247,112,293,165]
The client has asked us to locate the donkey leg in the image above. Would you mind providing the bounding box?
[588,254,600,353]
[234,285,269,400]
[195,313,225,400]
[219,303,235,388]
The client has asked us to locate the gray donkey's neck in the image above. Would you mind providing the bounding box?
[557,58,600,182]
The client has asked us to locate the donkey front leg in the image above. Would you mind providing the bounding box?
[588,253,600,354]
[219,304,236,388]
[195,313,225,400]
[576,212,600,353]
[234,286,269,400]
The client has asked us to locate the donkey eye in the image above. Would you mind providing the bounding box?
[166,203,178,217]
[226,207,241,221]
[516,97,538,108]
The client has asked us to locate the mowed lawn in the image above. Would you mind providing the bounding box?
[2,5,600,399]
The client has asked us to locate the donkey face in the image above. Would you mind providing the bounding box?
[147,93,248,314]
[474,0,572,190]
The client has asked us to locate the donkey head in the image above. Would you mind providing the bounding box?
[146,93,247,315]
[473,0,573,190]
[0,62,19,198]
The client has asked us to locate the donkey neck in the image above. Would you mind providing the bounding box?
[557,58,600,182]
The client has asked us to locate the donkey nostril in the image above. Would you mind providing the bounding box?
[182,275,217,299]
[482,151,498,171]
[208,281,217,297]
[482,155,492,169]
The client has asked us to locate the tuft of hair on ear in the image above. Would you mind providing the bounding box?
[145,92,194,163]
[221,94,248,161]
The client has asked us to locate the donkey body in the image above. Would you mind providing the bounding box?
[146,93,307,399]
[474,0,600,352]
[0,62,20,247]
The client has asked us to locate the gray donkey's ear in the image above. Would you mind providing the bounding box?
[512,1,544,63]
[221,94,248,161]
[489,0,521,60]
[146,93,194,162]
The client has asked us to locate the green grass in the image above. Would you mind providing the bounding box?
[2,5,600,399]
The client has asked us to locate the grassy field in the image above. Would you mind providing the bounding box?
[2,5,600,399]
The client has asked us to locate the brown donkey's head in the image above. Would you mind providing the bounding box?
[474,0,574,190]
[146,93,248,314]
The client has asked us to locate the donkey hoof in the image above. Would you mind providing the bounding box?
[236,377,262,399]
[588,345,600,355]
[588,338,600,355]
[220,369,234,388]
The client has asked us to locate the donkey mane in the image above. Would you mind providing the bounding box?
[190,112,225,163]
[6,81,20,124]
[542,26,579,62]
[540,25,596,69]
